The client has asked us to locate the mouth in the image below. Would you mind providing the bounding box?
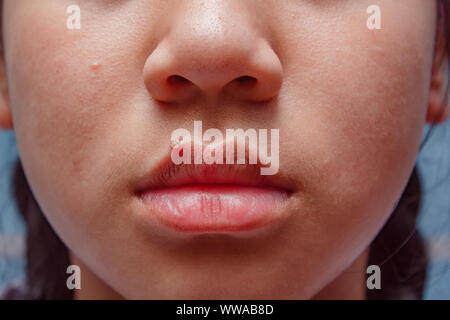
[135,156,294,235]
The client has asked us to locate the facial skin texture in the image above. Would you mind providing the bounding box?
[0,0,448,299]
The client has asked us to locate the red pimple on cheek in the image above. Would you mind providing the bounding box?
[89,62,101,78]
[91,62,100,70]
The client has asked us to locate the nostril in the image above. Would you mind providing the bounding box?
[167,75,191,86]
[235,76,257,86]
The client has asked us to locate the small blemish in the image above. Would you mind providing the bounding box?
[91,62,100,70]
[89,62,101,78]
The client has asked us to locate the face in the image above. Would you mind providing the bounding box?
[0,0,445,299]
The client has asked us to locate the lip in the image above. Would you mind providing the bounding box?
[136,153,294,235]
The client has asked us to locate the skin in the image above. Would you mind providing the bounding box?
[0,0,448,299]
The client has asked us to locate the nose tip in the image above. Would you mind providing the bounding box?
[143,24,283,104]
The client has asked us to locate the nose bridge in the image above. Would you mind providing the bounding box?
[175,0,253,46]
[172,1,257,84]
[143,0,283,103]
[179,0,247,47]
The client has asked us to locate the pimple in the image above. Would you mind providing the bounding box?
[89,62,101,78]
[91,62,100,70]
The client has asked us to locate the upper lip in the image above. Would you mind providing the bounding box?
[135,145,294,194]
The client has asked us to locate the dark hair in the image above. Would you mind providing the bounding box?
[6,0,450,300]
[13,163,72,299]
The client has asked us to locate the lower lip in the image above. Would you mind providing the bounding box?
[140,185,289,233]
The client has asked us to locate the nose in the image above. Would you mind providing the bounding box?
[143,2,283,104]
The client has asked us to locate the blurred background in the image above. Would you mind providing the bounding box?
[0,121,449,299]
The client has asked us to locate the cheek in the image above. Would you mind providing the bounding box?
[276,0,435,277]
[4,3,147,238]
